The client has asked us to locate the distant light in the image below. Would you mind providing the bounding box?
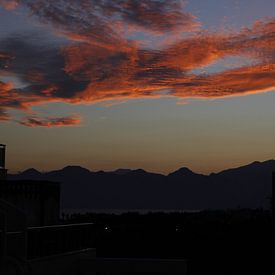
[175,226,183,232]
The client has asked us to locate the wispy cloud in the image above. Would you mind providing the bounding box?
[18,115,82,127]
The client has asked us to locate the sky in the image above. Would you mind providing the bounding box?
[1,0,275,174]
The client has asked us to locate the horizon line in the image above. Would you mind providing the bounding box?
[8,158,275,177]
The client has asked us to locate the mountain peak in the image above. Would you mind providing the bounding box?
[168,167,196,177]
[217,159,275,176]
[61,166,91,173]
[250,159,275,166]
[62,165,87,170]
[128,169,148,175]
[21,168,41,176]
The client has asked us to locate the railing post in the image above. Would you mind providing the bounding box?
[0,211,7,262]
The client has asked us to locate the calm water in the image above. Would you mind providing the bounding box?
[63,208,201,214]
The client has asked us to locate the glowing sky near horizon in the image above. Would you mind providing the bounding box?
[1,0,275,174]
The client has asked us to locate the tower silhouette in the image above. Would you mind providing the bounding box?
[0,144,7,180]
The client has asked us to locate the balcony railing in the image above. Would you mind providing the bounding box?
[27,223,95,259]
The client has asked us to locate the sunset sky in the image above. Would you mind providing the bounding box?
[1,0,275,174]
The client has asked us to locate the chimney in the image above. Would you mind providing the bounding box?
[0,144,7,181]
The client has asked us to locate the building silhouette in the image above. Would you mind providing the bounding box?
[0,144,60,226]
[0,144,7,181]
[0,144,187,274]
[0,180,60,226]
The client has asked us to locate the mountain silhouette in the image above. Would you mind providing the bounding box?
[168,167,205,178]
[46,166,92,180]
[8,160,274,210]
[19,168,42,178]
[113,169,133,175]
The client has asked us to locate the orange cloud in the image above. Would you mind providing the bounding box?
[2,0,199,50]
[1,1,275,127]
[172,63,275,98]
[0,0,18,10]
[61,18,275,102]
[18,115,82,127]
[112,0,199,34]
[0,111,9,121]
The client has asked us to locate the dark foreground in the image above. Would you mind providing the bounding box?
[62,209,273,275]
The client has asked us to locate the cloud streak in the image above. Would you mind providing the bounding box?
[0,1,275,126]
[18,115,81,127]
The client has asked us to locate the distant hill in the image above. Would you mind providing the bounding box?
[8,160,274,210]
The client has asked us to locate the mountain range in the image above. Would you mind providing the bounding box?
[8,160,274,210]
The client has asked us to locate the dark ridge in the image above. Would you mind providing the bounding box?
[113,169,133,175]
[7,159,275,210]
[168,167,197,177]
[20,168,41,177]
[61,166,91,173]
